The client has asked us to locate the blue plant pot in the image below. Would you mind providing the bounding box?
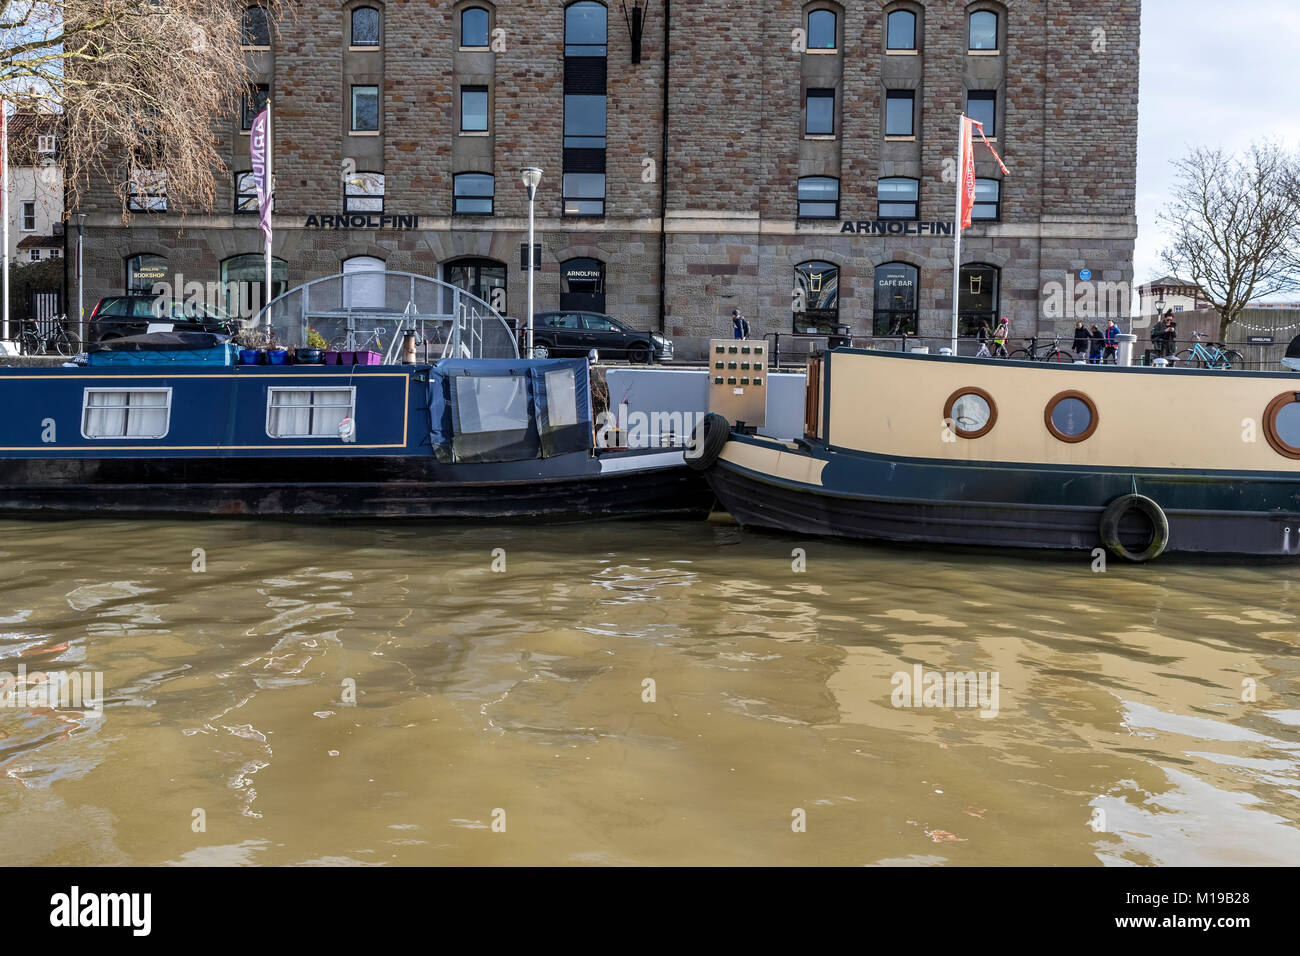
[266,349,289,365]
[239,349,261,365]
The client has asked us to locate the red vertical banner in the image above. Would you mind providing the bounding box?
[960,116,977,230]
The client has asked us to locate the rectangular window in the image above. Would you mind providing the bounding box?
[563,94,606,147]
[49,248,60,259]
[885,91,914,137]
[235,172,259,213]
[29,249,40,262]
[797,177,840,219]
[878,178,919,219]
[461,86,489,132]
[127,169,167,212]
[563,172,605,216]
[454,173,495,215]
[241,84,269,131]
[266,388,356,439]
[805,89,835,136]
[20,201,35,231]
[345,171,385,212]
[36,135,55,154]
[82,389,172,439]
[967,91,997,138]
[973,178,1000,220]
[351,85,380,132]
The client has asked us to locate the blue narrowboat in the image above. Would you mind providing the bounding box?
[0,335,712,520]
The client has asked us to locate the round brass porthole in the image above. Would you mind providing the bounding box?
[1264,392,1300,459]
[1045,390,1099,443]
[944,387,998,439]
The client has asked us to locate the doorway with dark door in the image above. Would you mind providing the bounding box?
[559,257,605,313]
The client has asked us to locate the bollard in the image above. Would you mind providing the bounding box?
[1117,333,1137,367]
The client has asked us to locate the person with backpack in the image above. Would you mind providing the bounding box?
[991,317,1009,358]
[1088,324,1104,363]
[1102,318,1122,364]
[731,309,750,340]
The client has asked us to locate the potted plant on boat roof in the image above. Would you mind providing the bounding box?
[233,327,268,365]
[296,328,327,365]
[264,330,289,366]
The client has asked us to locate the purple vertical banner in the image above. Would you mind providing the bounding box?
[250,107,272,243]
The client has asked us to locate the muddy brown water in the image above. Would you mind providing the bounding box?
[0,517,1296,866]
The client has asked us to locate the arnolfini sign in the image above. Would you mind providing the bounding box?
[840,220,955,236]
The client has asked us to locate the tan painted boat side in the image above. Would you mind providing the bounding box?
[720,439,828,486]
[826,351,1300,472]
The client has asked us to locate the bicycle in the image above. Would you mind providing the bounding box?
[17,318,81,357]
[1171,332,1244,370]
[1006,335,1075,363]
[332,327,388,352]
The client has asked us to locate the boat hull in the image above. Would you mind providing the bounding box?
[0,451,715,521]
[706,440,1300,558]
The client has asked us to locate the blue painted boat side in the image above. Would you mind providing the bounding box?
[0,364,424,458]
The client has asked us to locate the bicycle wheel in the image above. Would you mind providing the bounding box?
[1044,350,1075,363]
[1219,349,1245,370]
[16,331,40,356]
[1171,348,1200,368]
[1005,349,1031,361]
[54,329,81,357]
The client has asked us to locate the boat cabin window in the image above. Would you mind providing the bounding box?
[1044,390,1098,443]
[82,388,172,440]
[266,387,356,438]
[1264,392,1300,459]
[544,367,579,428]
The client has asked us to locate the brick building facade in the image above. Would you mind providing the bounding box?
[75,0,1141,358]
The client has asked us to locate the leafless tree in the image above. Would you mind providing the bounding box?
[1159,143,1300,340]
[1,0,286,217]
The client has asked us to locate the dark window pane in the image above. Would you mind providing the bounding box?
[878,178,918,219]
[241,84,268,130]
[885,91,914,136]
[1051,397,1092,437]
[887,10,916,50]
[352,86,379,131]
[565,1,607,56]
[564,94,606,147]
[242,6,270,46]
[461,86,488,131]
[563,173,605,216]
[454,173,495,214]
[969,11,998,50]
[973,178,1000,220]
[873,263,919,336]
[958,265,998,336]
[808,10,836,49]
[462,7,490,47]
[967,91,996,137]
[352,7,380,46]
[806,89,834,135]
[795,261,839,316]
[798,177,839,218]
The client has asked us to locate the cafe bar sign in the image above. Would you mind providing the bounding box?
[839,220,955,236]
[303,214,420,229]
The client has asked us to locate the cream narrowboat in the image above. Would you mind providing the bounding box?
[696,348,1300,561]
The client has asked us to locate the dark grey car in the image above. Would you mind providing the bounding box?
[531,311,672,363]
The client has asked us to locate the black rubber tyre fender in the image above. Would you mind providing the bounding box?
[1099,494,1170,563]
[687,412,731,471]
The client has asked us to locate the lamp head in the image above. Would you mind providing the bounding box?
[520,166,543,199]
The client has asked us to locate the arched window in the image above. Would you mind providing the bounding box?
[453,173,495,215]
[797,177,839,218]
[222,253,287,319]
[445,257,508,314]
[873,262,918,336]
[886,9,916,51]
[958,264,999,338]
[343,255,386,310]
[461,6,490,48]
[878,177,919,220]
[807,8,837,50]
[351,6,381,47]
[969,10,998,51]
[560,257,606,312]
[565,2,608,56]
[126,254,168,294]
[241,6,270,47]
[794,261,840,334]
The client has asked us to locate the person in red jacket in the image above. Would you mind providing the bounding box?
[1102,319,1122,364]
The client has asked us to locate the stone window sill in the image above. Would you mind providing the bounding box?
[348,130,381,137]
[968,49,1001,56]
[459,130,490,137]
[885,49,919,56]
[348,45,381,53]
[884,135,917,142]
[804,134,837,141]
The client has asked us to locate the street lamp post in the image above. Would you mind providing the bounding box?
[520,167,542,358]
[76,213,86,346]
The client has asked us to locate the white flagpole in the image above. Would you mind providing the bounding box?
[263,99,273,336]
[2,99,9,344]
[950,114,964,357]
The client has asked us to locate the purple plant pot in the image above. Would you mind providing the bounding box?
[323,350,341,365]
[340,350,357,365]
[355,350,382,365]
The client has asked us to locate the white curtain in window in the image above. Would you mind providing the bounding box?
[268,389,352,438]
[84,391,169,438]
[85,391,128,437]
[126,392,168,437]
[269,390,313,437]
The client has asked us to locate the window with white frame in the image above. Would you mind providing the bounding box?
[37,135,56,154]
[29,249,40,262]
[266,387,356,438]
[49,248,61,259]
[20,202,35,231]
[128,169,167,212]
[82,389,172,439]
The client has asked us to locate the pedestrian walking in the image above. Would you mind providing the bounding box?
[1159,310,1178,357]
[731,309,750,340]
[1072,321,1089,361]
[1088,324,1104,363]
[975,322,992,358]
[1102,318,1121,364]
[991,317,1010,358]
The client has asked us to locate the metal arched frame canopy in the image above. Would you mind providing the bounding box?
[250,270,519,362]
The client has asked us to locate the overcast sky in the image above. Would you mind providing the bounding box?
[1135,0,1300,287]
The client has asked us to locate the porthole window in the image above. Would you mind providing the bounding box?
[944,387,997,439]
[1045,390,1098,443]
[1264,392,1300,459]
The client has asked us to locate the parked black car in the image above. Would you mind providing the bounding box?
[89,295,237,344]
[530,311,672,363]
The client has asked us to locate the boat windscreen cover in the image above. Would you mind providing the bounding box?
[93,331,231,351]
[528,361,592,458]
